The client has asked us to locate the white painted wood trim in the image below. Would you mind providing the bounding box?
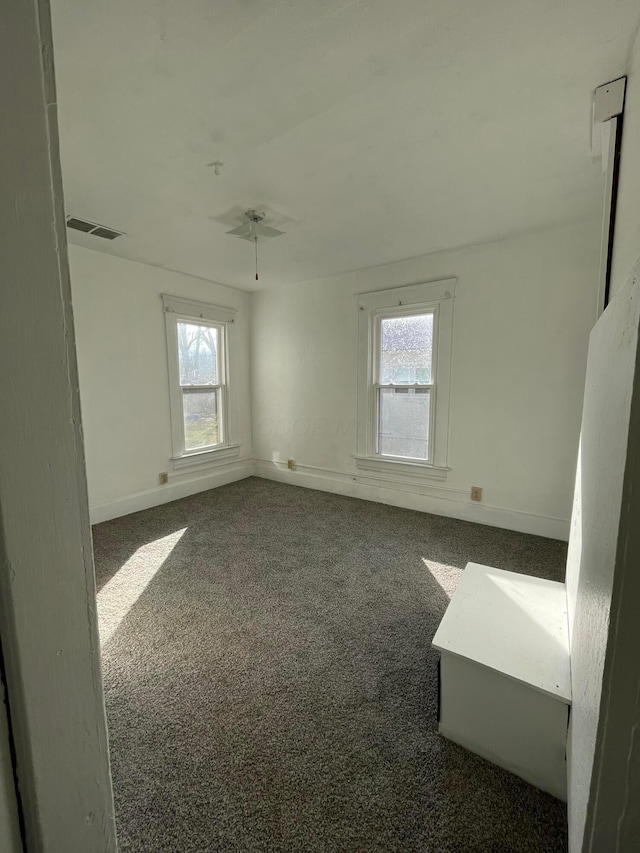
[253,459,570,540]
[171,443,241,470]
[356,279,455,473]
[353,455,450,480]
[0,679,21,853]
[161,293,237,323]
[0,0,116,848]
[357,277,457,309]
[90,460,253,524]
[89,456,569,539]
[163,295,240,464]
[566,260,640,852]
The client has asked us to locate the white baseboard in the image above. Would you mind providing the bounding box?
[89,461,253,524]
[253,460,570,541]
[90,457,569,540]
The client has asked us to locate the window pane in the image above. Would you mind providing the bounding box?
[378,387,430,459]
[183,388,220,450]
[177,322,218,385]
[379,313,433,384]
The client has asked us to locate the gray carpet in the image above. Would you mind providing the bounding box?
[93,477,569,852]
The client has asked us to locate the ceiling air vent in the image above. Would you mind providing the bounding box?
[66,217,94,233]
[66,216,125,240]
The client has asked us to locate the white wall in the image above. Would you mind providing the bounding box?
[69,246,253,521]
[251,220,600,539]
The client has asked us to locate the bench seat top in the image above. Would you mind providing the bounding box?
[432,562,571,704]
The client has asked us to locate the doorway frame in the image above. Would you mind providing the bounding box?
[0,0,116,850]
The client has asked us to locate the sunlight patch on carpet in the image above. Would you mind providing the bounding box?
[422,558,462,599]
[98,528,187,645]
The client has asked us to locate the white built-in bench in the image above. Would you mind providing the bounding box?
[432,563,571,801]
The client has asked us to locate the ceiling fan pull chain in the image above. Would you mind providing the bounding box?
[225,209,285,281]
[255,236,259,281]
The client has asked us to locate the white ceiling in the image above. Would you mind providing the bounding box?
[51,0,639,291]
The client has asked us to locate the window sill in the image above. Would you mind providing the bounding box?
[171,443,240,471]
[353,455,450,480]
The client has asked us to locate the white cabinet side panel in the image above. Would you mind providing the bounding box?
[439,654,568,801]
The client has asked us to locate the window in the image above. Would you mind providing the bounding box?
[163,295,239,469]
[377,311,433,460]
[356,279,455,478]
[177,321,223,451]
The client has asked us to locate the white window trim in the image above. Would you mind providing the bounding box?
[162,294,239,471]
[355,278,455,479]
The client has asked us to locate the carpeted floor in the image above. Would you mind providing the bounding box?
[93,477,569,852]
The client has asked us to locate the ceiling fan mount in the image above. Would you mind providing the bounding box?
[225,209,285,243]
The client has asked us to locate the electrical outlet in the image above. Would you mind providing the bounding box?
[470,486,482,502]
[287,459,296,471]
[159,472,169,485]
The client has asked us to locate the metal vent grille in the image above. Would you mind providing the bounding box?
[66,216,125,240]
[66,217,95,233]
[90,226,121,240]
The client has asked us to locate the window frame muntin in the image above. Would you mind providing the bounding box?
[176,316,227,453]
[372,304,438,463]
